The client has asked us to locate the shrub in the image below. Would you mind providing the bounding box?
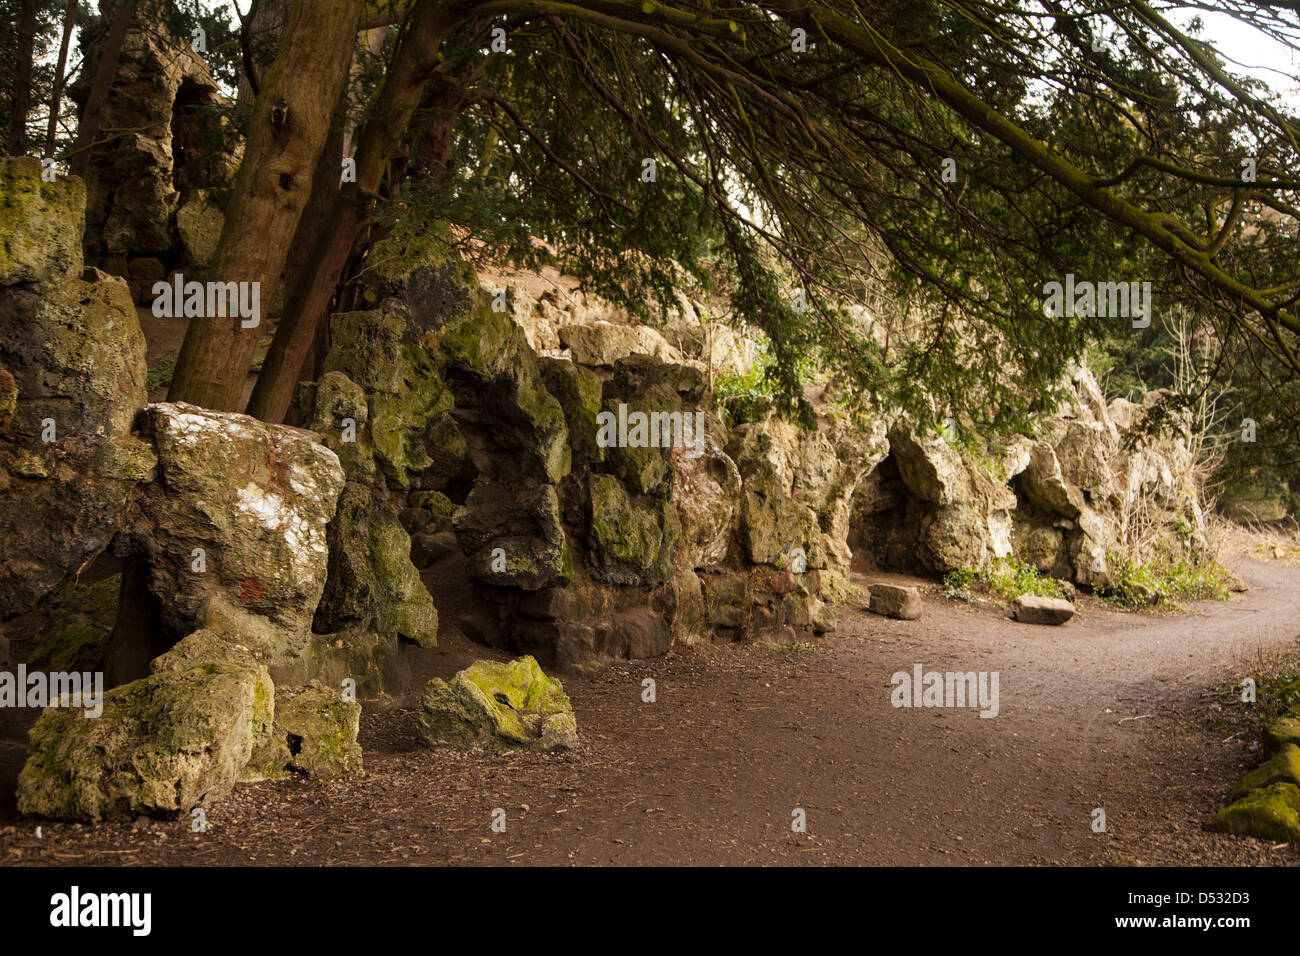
[943,559,1068,603]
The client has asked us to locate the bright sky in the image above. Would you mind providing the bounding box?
[1178,8,1300,104]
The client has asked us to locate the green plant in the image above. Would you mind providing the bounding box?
[146,358,176,393]
[943,559,1067,603]
[1097,550,1232,610]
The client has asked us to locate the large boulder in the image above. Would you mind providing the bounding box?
[418,655,578,752]
[313,480,438,646]
[559,321,685,368]
[17,624,274,822]
[0,257,154,616]
[121,403,345,638]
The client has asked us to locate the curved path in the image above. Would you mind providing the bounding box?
[1,553,1297,865]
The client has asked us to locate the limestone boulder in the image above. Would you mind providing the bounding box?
[18,624,274,822]
[559,320,685,368]
[1010,595,1075,625]
[246,684,363,781]
[122,403,344,637]
[869,583,922,620]
[419,655,578,752]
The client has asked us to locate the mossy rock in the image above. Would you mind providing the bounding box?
[418,655,577,752]
[436,301,571,485]
[1264,717,1300,756]
[247,684,362,781]
[29,575,121,672]
[1205,782,1300,843]
[410,490,456,517]
[323,309,454,488]
[17,626,274,823]
[588,474,679,586]
[297,371,374,478]
[0,156,85,284]
[1229,744,1300,803]
[539,357,604,467]
[315,481,438,646]
[355,231,479,331]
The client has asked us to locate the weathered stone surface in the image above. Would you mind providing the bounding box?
[0,157,85,283]
[1228,744,1300,803]
[314,480,438,646]
[123,403,344,637]
[539,356,604,467]
[71,19,235,260]
[559,320,685,368]
[354,232,479,332]
[454,480,571,589]
[868,584,922,620]
[1265,717,1300,755]
[419,655,577,751]
[18,625,274,822]
[1205,782,1300,843]
[322,308,455,487]
[246,684,363,781]
[673,432,741,568]
[1011,595,1075,625]
[438,298,571,485]
[588,474,680,586]
[28,575,120,673]
[0,268,154,617]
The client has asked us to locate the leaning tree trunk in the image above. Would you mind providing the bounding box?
[43,0,79,157]
[6,0,39,156]
[167,0,366,412]
[245,0,461,423]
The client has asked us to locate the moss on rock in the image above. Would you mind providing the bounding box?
[0,156,85,284]
[419,655,577,752]
[28,574,121,672]
[1205,782,1300,843]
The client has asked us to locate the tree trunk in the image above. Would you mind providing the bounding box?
[43,0,79,156]
[167,0,366,412]
[245,0,459,423]
[66,3,133,179]
[6,0,39,156]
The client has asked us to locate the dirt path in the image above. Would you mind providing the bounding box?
[2,553,1298,866]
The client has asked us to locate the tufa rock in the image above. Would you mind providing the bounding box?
[419,655,578,752]
[123,403,344,637]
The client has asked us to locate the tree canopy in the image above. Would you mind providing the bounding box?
[22,1,1300,443]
